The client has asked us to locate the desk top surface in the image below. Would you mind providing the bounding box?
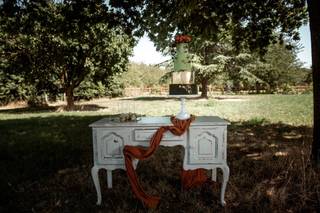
[90,116,229,128]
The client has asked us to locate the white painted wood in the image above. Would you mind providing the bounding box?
[134,129,185,141]
[188,127,224,164]
[212,168,217,182]
[90,116,229,206]
[107,170,112,188]
[96,129,130,165]
[89,116,229,127]
[220,165,230,206]
[91,166,102,205]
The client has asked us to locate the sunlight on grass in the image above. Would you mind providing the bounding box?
[0,94,313,126]
[0,94,317,212]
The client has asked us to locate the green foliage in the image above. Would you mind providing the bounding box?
[140,0,308,97]
[0,0,310,105]
[0,0,142,106]
[189,39,308,94]
[74,80,107,100]
[0,72,28,104]
[106,74,125,97]
[119,62,170,87]
[142,0,307,55]
[247,43,308,92]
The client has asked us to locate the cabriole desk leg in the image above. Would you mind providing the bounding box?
[91,166,102,205]
[107,170,112,188]
[212,168,217,181]
[220,165,230,206]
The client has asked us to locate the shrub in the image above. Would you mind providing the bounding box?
[106,75,124,97]
[74,81,107,101]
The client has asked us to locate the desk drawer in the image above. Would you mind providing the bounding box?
[96,129,129,164]
[188,127,225,164]
[134,129,184,141]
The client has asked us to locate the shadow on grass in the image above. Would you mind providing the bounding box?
[214,96,248,100]
[0,115,318,212]
[0,114,109,212]
[0,104,107,114]
[123,95,205,101]
[0,106,57,114]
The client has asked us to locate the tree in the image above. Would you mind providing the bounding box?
[141,0,307,95]
[307,0,320,167]
[141,0,320,166]
[0,0,47,105]
[192,54,229,98]
[0,0,143,108]
[188,38,232,98]
[247,42,305,93]
[29,0,135,108]
[123,63,169,87]
[142,1,307,53]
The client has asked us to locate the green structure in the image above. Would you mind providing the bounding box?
[170,36,197,96]
[170,35,197,119]
[174,42,191,72]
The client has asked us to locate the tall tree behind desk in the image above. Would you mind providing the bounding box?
[307,0,320,168]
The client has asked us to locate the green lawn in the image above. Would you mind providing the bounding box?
[0,94,313,126]
[0,94,317,212]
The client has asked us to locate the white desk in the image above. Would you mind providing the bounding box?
[89,116,229,206]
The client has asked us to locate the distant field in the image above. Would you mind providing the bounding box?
[0,94,313,126]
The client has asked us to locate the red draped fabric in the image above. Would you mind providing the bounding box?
[123,116,208,208]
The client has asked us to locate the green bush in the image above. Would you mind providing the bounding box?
[0,73,29,105]
[106,75,124,97]
[121,63,170,88]
[74,81,107,100]
[280,84,294,94]
[301,85,313,94]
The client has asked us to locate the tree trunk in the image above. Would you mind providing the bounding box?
[65,86,75,109]
[307,0,320,168]
[200,78,208,98]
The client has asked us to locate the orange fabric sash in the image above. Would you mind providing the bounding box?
[123,116,208,208]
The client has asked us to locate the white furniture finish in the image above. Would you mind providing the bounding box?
[89,116,230,206]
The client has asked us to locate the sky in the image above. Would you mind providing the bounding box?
[297,24,312,68]
[130,24,312,68]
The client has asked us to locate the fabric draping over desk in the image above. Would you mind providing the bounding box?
[123,116,208,208]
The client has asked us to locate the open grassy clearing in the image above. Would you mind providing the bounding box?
[0,94,318,212]
[0,94,313,126]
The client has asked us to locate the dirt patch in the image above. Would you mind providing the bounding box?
[55,104,108,112]
[0,101,28,110]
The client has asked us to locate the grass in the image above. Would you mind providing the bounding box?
[1,94,312,125]
[0,94,318,212]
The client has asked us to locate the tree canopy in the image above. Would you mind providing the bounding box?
[0,0,143,107]
[1,0,318,166]
[142,0,307,55]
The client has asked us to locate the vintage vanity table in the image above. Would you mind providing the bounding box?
[90,116,230,206]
